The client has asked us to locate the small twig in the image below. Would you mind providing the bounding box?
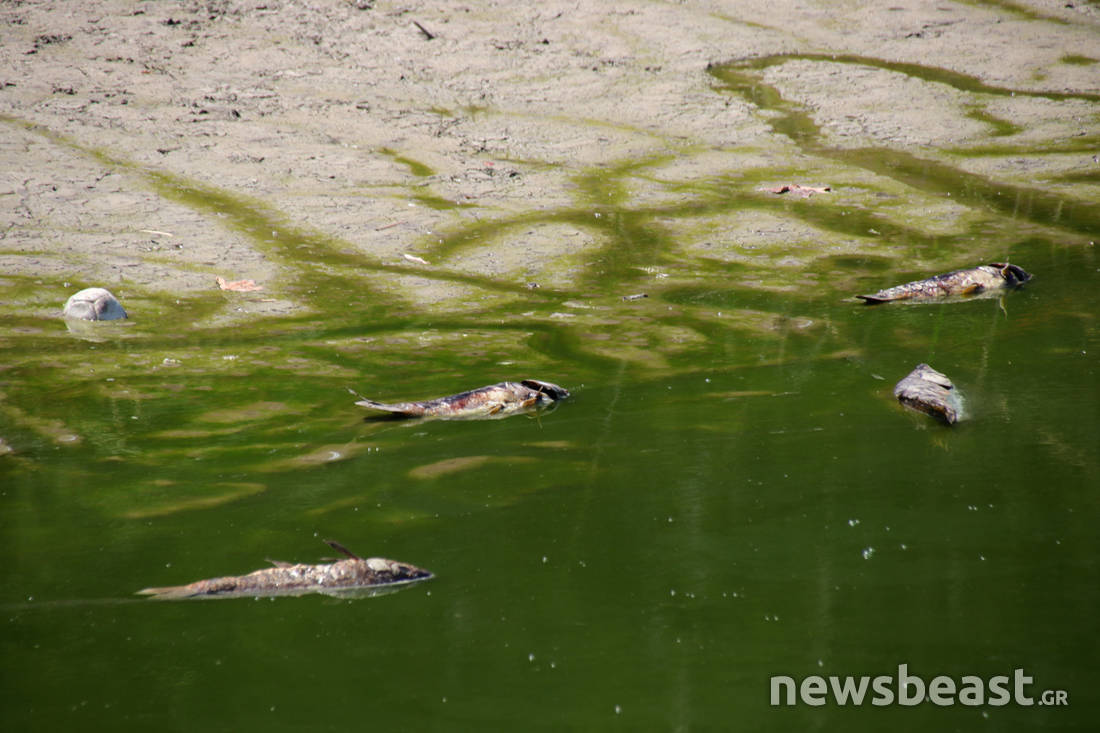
[412,20,436,40]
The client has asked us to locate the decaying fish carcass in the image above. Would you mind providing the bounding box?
[137,541,432,600]
[893,364,963,425]
[859,263,1031,304]
[355,379,569,419]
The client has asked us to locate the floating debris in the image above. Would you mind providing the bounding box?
[137,540,432,600]
[402,253,430,265]
[760,183,831,196]
[893,363,962,425]
[63,287,127,321]
[355,379,569,420]
[859,263,1031,304]
[621,293,648,301]
[216,276,263,292]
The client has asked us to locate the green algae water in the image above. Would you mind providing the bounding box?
[3,60,1099,732]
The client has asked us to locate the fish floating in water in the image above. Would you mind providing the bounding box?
[355,379,570,419]
[137,540,432,600]
[893,364,962,425]
[858,263,1031,304]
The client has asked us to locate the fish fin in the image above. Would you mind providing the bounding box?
[959,283,984,296]
[857,295,889,304]
[265,558,292,568]
[324,539,362,560]
[521,397,537,408]
[487,403,503,415]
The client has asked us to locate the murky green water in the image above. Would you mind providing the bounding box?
[3,56,1098,731]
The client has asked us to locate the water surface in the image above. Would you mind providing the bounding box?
[2,55,1098,732]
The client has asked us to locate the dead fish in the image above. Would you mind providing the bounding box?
[355,379,569,419]
[137,540,432,600]
[859,263,1031,304]
[893,363,962,425]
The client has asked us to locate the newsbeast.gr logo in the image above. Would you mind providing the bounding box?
[770,665,1069,707]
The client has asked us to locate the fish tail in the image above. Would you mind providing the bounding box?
[354,398,400,412]
[135,585,195,600]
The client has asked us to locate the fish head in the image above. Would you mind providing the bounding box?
[520,379,570,402]
[365,557,434,582]
[993,263,1032,287]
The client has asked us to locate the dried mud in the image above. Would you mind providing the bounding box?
[1,0,1097,319]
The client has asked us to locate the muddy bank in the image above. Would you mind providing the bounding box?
[1,0,1097,322]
